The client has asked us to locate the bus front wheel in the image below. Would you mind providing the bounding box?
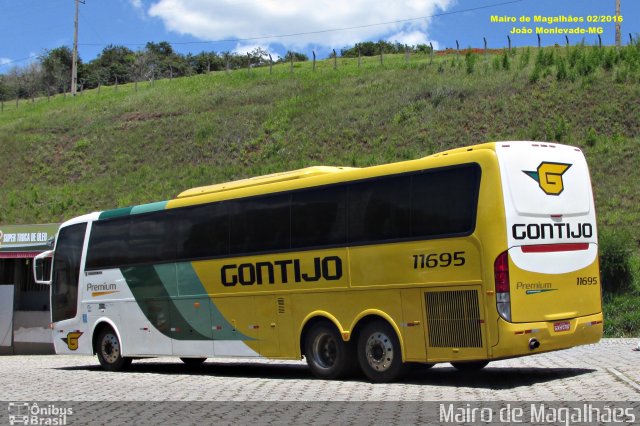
[304,323,355,380]
[357,320,405,383]
[96,327,131,372]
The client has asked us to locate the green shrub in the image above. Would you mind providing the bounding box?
[602,48,617,71]
[577,51,596,76]
[585,127,598,147]
[492,55,501,71]
[535,48,554,67]
[529,63,542,83]
[465,51,477,74]
[599,230,634,294]
[556,57,568,81]
[501,50,510,71]
[519,47,531,69]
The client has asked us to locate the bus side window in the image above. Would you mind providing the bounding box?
[348,175,411,243]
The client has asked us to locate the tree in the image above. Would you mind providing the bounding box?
[278,51,309,63]
[40,46,74,94]
[90,44,135,85]
[186,51,224,73]
[340,40,412,58]
[130,50,154,84]
[0,75,8,102]
[27,62,44,99]
[143,41,192,78]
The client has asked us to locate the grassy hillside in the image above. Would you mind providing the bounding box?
[1,45,639,335]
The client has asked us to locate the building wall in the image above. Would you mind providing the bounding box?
[12,311,54,354]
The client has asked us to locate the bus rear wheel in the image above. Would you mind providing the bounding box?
[451,360,489,371]
[96,327,131,372]
[357,320,405,383]
[304,323,355,380]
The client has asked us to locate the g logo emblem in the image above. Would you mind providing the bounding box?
[62,331,83,350]
[523,162,571,196]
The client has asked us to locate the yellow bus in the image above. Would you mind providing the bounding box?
[34,141,602,382]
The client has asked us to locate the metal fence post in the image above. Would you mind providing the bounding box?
[483,37,487,61]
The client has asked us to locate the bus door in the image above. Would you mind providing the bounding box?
[50,222,89,354]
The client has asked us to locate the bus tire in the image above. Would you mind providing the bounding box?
[180,357,207,366]
[96,327,131,372]
[304,323,355,380]
[357,320,405,383]
[451,360,489,371]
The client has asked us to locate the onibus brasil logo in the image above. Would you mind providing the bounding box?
[8,402,73,425]
[523,162,572,196]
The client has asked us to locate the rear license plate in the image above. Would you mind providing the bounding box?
[554,321,571,332]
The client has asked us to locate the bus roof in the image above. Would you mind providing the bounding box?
[178,143,503,199]
[177,166,357,199]
[96,142,502,220]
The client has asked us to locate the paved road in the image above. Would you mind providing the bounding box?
[1,338,639,424]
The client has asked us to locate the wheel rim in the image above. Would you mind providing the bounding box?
[101,333,120,364]
[365,331,394,372]
[312,331,338,369]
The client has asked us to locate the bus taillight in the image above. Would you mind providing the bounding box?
[495,251,511,322]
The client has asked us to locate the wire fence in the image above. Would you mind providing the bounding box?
[1,33,638,114]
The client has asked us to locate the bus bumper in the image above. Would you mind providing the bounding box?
[491,312,603,359]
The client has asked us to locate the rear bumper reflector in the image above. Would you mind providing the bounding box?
[521,243,589,253]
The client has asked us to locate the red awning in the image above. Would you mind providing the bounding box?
[0,251,42,259]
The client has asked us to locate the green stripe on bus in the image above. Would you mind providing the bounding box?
[172,263,250,341]
[99,207,133,220]
[121,265,210,341]
[131,201,168,215]
[99,201,168,220]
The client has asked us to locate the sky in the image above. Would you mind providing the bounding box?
[1,0,638,71]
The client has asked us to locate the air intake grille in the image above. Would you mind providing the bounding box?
[425,289,482,348]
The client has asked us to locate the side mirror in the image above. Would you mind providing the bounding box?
[34,250,54,285]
